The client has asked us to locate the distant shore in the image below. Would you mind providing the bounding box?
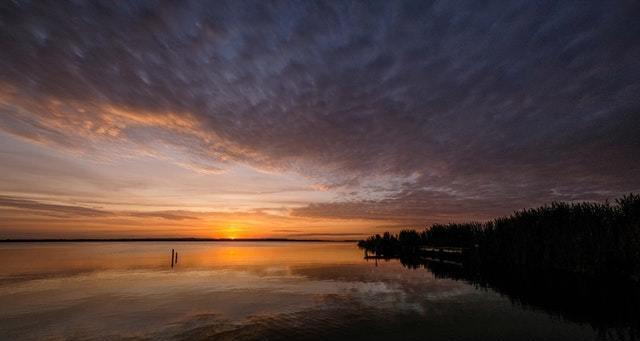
[0,238,358,243]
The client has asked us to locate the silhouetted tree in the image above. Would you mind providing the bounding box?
[358,194,640,281]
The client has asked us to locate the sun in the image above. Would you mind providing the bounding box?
[221,223,242,239]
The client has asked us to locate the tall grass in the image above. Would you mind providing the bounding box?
[358,194,640,280]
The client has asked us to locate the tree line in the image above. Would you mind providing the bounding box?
[358,194,640,280]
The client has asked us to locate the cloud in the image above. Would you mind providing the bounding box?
[125,211,200,221]
[0,1,639,224]
[284,232,366,238]
[0,196,112,218]
[0,195,199,220]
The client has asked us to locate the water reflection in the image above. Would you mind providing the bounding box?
[397,256,640,340]
[0,242,635,340]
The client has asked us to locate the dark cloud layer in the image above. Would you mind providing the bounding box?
[1,1,639,221]
[0,196,112,218]
[0,195,198,220]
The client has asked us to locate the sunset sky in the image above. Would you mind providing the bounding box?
[0,1,639,239]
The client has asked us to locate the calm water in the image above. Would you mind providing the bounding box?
[0,242,634,340]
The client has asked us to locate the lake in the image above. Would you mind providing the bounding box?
[0,242,636,340]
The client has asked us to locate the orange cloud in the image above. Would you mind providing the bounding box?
[0,195,380,239]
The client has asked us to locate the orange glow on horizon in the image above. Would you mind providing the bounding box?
[216,221,250,240]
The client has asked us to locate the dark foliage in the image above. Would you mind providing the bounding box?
[358,194,640,280]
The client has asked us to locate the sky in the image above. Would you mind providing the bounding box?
[0,0,639,239]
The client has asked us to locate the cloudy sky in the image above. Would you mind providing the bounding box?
[0,0,639,239]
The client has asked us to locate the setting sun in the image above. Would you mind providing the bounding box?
[220,223,244,240]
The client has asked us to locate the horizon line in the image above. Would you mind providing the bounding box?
[0,237,359,243]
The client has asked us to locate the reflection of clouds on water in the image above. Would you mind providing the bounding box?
[0,263,479,340]
[0,243,602,340]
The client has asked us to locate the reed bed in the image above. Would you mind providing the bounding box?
[358,194,640,280]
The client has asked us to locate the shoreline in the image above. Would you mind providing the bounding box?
[0,238,358,243]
